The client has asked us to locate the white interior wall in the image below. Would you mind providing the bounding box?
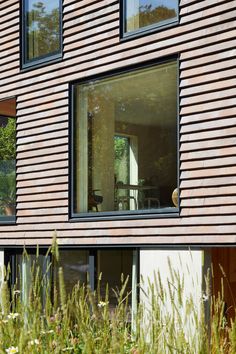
[139,248,207,345]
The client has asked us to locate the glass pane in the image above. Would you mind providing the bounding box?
[15,254,50,304]
[125,0,178,33]
[25,0,60,61]
[58,250,89,294]
[97,250,133,308]
[74,61,177,213]
[0,117,16,218]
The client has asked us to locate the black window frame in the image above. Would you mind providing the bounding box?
[69,57,180,222]
[120,0,179,39]
[5,247,138,299]
[21,0,63,69]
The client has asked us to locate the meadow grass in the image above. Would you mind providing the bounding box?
[0,246,235,353]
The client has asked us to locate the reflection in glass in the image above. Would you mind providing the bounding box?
[12,249,135,312]
[98,250,133,308]
[0,117,16,218]
[58,251,89,294]
[125,0,178,33]
[25,0,61,62]
[15,254,50,305]
[74,61,177,214]
[114,136,130,210]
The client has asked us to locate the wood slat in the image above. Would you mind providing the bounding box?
[180,1,236,23]
[181,126,236,142]
[17,176,68,188]
[181,166,236,180]
[17,192,68,202]
[181,196,236,207]
[181,156,236,170]
[181,206,236,216]
[181,107,236,125]
[17,169,68,181]
[181,117,236,134]
[180,0,227,12]
[180,79,236,97]
[180,48,236,69]
[181,186,236,198]
[181,176,236,189]
[181,146,236,161]
[17,200,68,209]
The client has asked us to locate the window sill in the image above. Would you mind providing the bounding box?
[70,207,179,223]
[21,53,63,72]
[121,18,179,42]
[0,216,16,224]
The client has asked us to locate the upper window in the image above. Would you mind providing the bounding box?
[123,0,178,35]
[0,99,16,222]
[71,60,178,218]
[22,0,62,67]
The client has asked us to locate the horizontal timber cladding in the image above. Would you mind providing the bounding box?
[0,0,236,246]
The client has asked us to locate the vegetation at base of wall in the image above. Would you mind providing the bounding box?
[0,244,235,353]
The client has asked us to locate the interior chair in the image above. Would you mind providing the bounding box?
[116,195,138,211]
[143,176,160,209]
[88,190,103,212]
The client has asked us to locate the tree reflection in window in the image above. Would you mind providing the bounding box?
[139,4,176,28]
[25,0,61,62]
[125,0,178,33]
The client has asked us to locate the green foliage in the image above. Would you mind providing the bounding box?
[114,136,127,161]
[0,118,16,161]
[0,118,16,212]
[0,161,15,214]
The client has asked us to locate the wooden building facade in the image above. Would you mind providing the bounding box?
[0,0,236,309]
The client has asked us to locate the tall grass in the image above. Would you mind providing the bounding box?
[0,246,235,353]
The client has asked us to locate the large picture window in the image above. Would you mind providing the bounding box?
[123,0,178,35]
[72,60,178,217]
[22,0,62,67]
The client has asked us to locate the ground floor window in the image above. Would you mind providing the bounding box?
[6,248,136,310]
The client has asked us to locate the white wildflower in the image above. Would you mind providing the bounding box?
[47,329,54,334]
[98,301,109,308]
[13,290,20,295]
[5,347,19,354]
[41,329,54,335]
[62,347,73,352]
[28,339,39,346]
[7,313,19,320]
[202,293,209,302]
